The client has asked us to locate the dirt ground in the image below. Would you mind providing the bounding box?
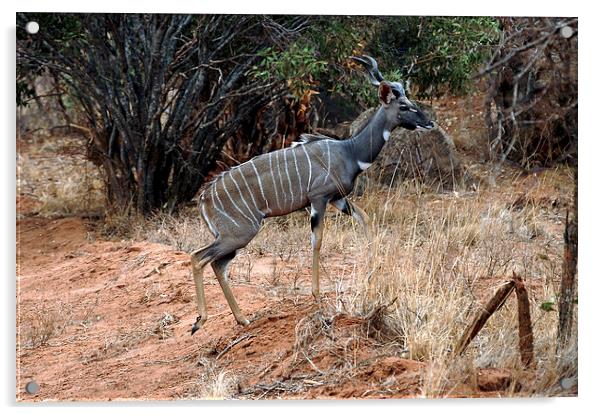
[17,211,525,401]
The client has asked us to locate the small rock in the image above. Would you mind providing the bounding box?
[477,368,512,392]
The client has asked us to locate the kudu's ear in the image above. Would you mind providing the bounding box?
[378,81,395,106]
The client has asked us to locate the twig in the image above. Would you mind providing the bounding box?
[301,350,325,375]
[474,18,577,78]
[363,296,398,321]
[143,348,201,366]
[143,261,169,278]
[216,333,255,361]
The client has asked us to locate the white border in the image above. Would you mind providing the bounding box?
[3,1,599,414]
[7,0,585,16]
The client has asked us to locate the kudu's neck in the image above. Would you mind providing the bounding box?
[347,106,393,164]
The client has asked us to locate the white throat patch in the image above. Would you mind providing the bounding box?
[383,130,391,141]
[357,160,372,171]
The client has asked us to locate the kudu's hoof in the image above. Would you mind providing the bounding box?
[237,318,251,327]
[191,316,206,336]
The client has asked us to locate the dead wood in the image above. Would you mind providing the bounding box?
[512,272,535,369]
[455,280,516,356]
[557,168,578,351]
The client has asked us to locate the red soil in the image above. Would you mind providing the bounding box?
[16,212,520,401]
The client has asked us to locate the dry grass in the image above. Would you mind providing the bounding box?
[96,160,577,395]
[137,210,210,253]
[17,297,103,351]
[77,311,178,364]
[17,135,105,217]
[344,167,576,397]
[82,326,154,364]
[19,302,74,349]
[164,164,573,397]
[98,205,212,253]
[90,161,576,397]
[186,358,239,399]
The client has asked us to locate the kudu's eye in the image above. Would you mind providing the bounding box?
[399,104,409,111]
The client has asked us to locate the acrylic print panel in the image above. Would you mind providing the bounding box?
[16,13,578,401]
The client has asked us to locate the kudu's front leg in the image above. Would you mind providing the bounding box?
[310,198,328,302]
[331,198,373,243]
[332,198,374,263]
[212,252,250,327]
[346,200,374,264]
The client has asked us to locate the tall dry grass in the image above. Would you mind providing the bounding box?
[17,135,105,217]
[106,162,576,397]
[341,168,576,397]
[186,357,239,399]
[176,165,573,397]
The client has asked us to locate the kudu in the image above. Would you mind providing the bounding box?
[190,55,434,334]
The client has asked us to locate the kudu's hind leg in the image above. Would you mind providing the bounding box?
[212,251,250,326]
[310,198,328,302]
[190,244,216,335]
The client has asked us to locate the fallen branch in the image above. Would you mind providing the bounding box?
[557,168,578,352]
[143,347,201,366]
[513,272,535,369]
[216,333,255,361]
[455,280,516,356]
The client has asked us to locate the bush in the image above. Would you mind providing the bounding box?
[370,17,500,99]
[480,17,578,168]
[17,14,504,213]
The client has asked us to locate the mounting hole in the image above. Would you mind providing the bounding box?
[560,377,576,390]
[25,381,40,394]
[560,26,573,39]
[25,21,39,35]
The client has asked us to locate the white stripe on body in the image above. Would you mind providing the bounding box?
[268,152,281,211]
[221,177,257,227]
[210,184,239,228]
[275,150,287,210]
[291,149,304,198]
[323,142,332,185]
[251,161,270,214]
[358,161,372,171]
[238,167,262,216]
[301,145,312,192]
[283,149,295,210]
[200,200,218,236]
[229,171,259,226]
